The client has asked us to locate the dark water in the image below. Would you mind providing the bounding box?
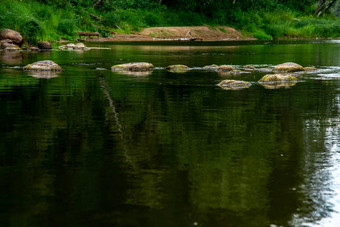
[1,40,340,227]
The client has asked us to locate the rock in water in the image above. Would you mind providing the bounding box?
[203,64,219,70]
[0,29,23,45]
[273,62,304,72]
[166,65,190,73]
[23,60,62,71]
[59,43,90,51]
[112,62,154,72]
[243,65,256,71]
[218,80,252,90]
[258,74,297,82]
[38,41,52,49]
[216,65,235,72]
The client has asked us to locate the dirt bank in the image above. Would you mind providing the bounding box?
[92,26,255,42]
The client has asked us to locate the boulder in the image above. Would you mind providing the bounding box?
[23,60,62,71]
[1,39,13,49]
[38,41,52,49]
[0,29,23,45]
[258,74,297,83]
[218,80,252,90]
[3,44,21,51]
[111,62,154,72]
[216,65,234,72]
[273,62,304,72]
[166,65,190,73]
[304,66,318,71]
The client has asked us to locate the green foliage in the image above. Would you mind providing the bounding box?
[0,0,340,42]
[20,20,43,44]
[253,30,273,40]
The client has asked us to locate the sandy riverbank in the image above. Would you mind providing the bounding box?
[78,26,256,42]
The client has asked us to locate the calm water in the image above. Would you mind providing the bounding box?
[1,40,340,227]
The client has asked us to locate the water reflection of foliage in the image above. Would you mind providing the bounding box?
[0,69,339,226]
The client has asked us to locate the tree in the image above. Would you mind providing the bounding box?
[315,0,338,16]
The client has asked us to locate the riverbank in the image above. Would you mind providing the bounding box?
[2,0,340,44]
[81,26,255,42]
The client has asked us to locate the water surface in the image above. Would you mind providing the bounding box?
[0,40,340,226]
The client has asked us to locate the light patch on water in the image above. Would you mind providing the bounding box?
[1,66,22,69]
[291,95,340,227]
[305,66,340,80]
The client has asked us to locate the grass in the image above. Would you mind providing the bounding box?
[1,0,340,43]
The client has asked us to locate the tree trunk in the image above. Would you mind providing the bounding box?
[93,0,102,9]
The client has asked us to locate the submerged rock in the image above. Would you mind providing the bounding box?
[218,79,252,90]
[304,66,318,71]
[258,74,298,83]
[216,65,234,72]
[0,29,23,45]
[113,71,152,76]
[273,62,304,72]
[166,64,190,73]
[111,62,154,72]
[23,60,62,71]
[38,41,52,49]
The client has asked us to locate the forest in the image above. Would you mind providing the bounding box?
[1,0,340,42]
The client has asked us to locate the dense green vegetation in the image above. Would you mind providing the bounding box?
[1,0,340,42]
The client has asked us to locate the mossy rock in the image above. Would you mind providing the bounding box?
[203,64,219,70]
[218,80,252,90]
[216,65,234,72]
[111,62,154,72]
[258,74,297,83]
[273,62,304,72]
[166,65,190,73]
[304,66,318,71]
[23,60,62,71]
[244,65,256,71]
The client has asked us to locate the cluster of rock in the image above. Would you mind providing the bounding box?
[58,43,90,51]
[0,29,22,51]
[0,28,54,52]
[217,62,312,90]
[21,60,316,86]
[109,61,316,89]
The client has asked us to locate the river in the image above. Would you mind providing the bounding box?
[0,40,340,226]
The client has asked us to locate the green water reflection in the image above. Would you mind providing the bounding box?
[0,41,340,226]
